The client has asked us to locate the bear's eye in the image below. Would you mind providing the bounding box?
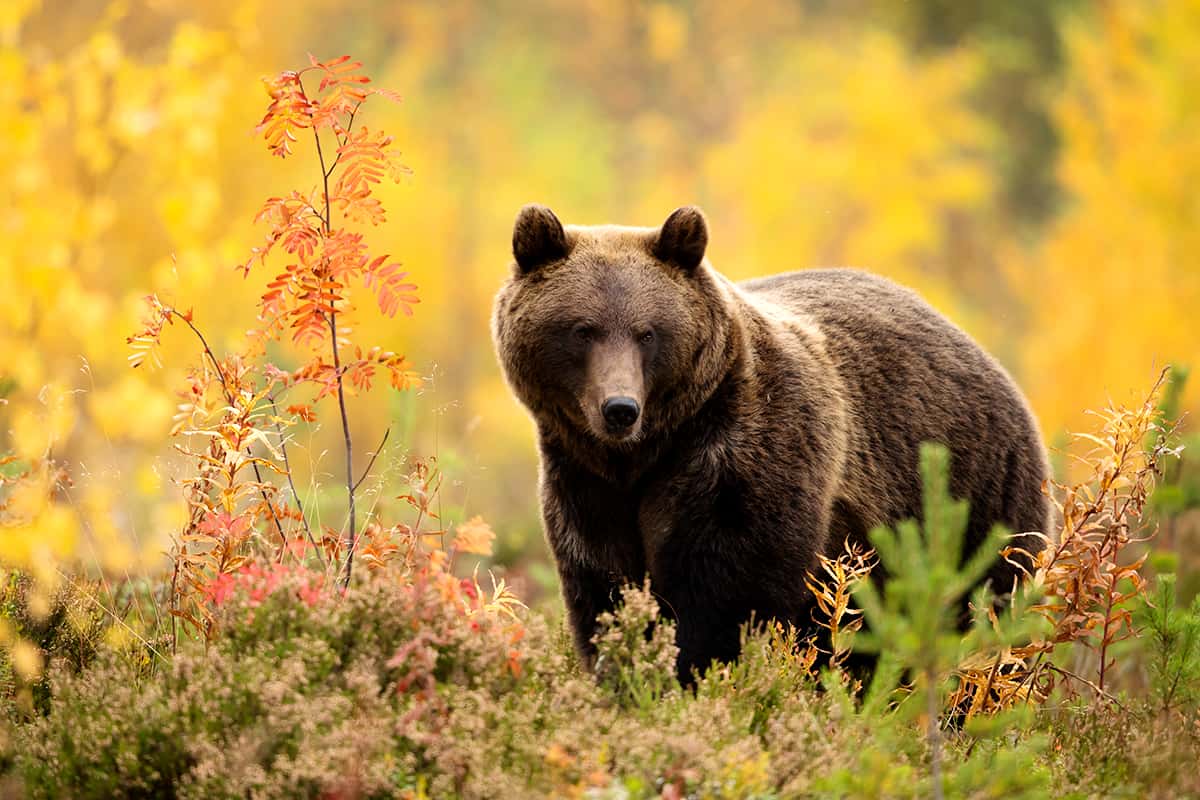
[637,330,655,345]
[573,324,597,343]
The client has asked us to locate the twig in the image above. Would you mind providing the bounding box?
[352,427,390,493]
[175,312,229,397]
[326,101,363,175]
[171,309,289,553]
[1047,664,1131,713]
[307,75,334,240]
[1098,575,1119,692]
[330,310,357,589]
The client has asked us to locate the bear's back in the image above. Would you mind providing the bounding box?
[740,268,961,349]
[738,267,1050,546]
[737,268,1006,404]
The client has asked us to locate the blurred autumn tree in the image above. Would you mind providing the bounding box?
[870,0,1079,224]
[1,0,1196,580]
[1009,0,1200,439]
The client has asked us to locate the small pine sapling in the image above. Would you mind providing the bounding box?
[851,442,1011,800]
[1137,574,1200,717]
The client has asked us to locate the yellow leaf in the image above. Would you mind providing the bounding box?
[451,516,495,557]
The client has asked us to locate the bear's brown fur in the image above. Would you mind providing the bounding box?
[492,204,1050,682]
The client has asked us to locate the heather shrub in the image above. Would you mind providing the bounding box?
[591,580,681,713]
[0,573,863,799]
[7,541,1200,799]
[10,558,529,799]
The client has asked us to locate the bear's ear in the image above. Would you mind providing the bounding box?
[513,204,569,274]
[653,206,708,273]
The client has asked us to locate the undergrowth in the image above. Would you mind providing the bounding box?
[4,545,1197,799]
[2,373,1197,798]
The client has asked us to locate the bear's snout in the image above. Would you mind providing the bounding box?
[585,337,646,441]
[601,396,640,430]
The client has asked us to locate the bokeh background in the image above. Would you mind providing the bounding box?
[2,0,1198,591]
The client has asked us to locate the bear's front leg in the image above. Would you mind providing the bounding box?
[555,557,622,668]
[652,495,830,684]
[673,601,748,685]
[539,447,644,670]
[653,539,766,685]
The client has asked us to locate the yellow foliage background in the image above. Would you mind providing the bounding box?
[1,0,1197,576]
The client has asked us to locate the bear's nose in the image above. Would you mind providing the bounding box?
[602,396,640,429]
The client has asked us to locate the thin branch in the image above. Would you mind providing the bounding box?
[330,310,357,589]
[300,75,364,589]
[171,309,289,554]
[309,106,358,588]
[175,311,230,397]
[326,101,363,175]
[352,427,390,493]
[300,71,335,238]
[1047,664,1131,713]
[1098,576,1119,692]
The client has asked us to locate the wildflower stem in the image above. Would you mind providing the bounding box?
[352,427,390,493]
[269,396,327,568]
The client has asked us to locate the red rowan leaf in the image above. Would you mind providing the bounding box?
[364,260,419,318]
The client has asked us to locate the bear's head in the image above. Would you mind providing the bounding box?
[492,205,737,453]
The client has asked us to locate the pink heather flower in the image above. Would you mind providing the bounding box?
[297,578,325,607]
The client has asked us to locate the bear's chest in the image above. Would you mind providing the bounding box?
[636,492,675,576]
[632,464,748,581]
[568,479,694,582]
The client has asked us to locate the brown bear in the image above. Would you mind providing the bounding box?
[492,204,1049,682]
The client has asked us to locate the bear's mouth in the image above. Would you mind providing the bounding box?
[580,402,644,446]
[600,421,642,443]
